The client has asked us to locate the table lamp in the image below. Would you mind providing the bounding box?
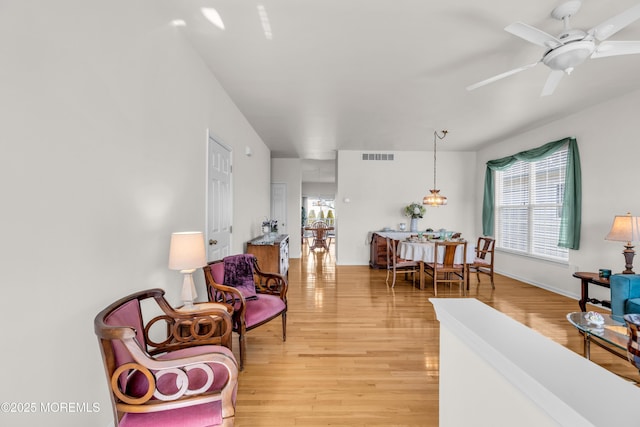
[605,213,640,274]
[168,231,207,308]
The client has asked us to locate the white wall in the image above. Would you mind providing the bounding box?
[271,158,303,258]
[336,150,476,265]
[302,182,337,199]
[475,89,640,301]
[0,1,270,426]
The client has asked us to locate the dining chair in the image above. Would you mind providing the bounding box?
[466,237,495,290]
[385,237,419,288]
[309,220,330,251]
[424,240,468,296]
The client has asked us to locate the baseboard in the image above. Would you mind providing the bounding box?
[494,269,580,302]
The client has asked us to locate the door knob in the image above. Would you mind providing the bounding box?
[209,239,218,245]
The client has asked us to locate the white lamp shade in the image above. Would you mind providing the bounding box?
[168,232,207,270]
[605,214,640,242]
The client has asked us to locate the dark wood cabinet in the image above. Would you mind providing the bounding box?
[369,233,388,269]
[247,234,289,277]
[370,232,418,268]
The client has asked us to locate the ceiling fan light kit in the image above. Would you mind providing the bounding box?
[467,0,640,96]
[543,40,594,71]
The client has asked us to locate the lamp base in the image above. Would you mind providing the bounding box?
[622,244,635,274]
[180,269,198,308]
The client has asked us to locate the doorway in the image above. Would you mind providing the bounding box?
[302,197,336,254]
[206,132,232,261]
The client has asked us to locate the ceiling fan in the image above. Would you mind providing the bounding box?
[467,1,640,96]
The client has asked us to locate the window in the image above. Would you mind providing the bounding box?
[495,146,568,261]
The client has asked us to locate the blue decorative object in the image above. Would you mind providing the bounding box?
[599,269,611,279]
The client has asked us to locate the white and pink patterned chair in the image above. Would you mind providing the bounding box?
[204,254,287,370]
[94,288,238,426]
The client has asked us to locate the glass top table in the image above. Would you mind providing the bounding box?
[567,312,629,360]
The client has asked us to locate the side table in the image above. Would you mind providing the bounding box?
[573,272,610,312]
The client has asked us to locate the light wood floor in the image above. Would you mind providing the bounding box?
[232,243,638,426]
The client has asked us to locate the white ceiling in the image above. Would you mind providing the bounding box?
[159,0,640,166]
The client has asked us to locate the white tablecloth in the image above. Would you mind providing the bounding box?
[398,240,476,264]
[366,231,441,245]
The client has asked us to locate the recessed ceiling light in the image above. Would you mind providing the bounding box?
[171,19,186,27]
[201,8,225,30]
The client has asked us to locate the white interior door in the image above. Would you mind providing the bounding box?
[207,132,232,261]
[271,183,287,234]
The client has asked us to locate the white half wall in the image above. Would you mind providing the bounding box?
[432,298,640,427]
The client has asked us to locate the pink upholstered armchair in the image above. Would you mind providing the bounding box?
[203,254,288,370]
[94,288,238,427]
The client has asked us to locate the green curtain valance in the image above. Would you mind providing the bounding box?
[482,136,582,250]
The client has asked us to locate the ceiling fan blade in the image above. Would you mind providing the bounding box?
[541,70,564,97]
[505,22,563,49]
[592,40,640,58]
[589,4,640,41]
[466,61,539,91]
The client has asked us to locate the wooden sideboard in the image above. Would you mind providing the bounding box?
[370,232,388,269]
[246,234,289,277]
[370,232,414,268]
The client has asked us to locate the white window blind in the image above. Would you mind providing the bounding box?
[495,147,569,261]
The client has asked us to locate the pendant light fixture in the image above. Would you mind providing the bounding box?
[423,130,448,207]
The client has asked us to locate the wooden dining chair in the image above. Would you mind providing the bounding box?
[424,240,468,296]
[466,237,495,290]
[385,237,419,288]
[309,220,330,251]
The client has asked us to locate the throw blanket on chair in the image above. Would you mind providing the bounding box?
[223,254,258,300]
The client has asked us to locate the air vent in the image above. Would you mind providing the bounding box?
[362,153,394,161]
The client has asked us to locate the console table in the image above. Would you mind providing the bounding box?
[573,271,610,312]
[246,234,289,277]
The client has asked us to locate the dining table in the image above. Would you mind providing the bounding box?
[397,239,476,290]
[304,225,335,250]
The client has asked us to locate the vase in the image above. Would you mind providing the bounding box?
[410,217,419,232]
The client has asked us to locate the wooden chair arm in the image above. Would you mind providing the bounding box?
[206,281,245,302]
[144,296,234,354]
[252,258,288,301]
[205,281,247,331]
[255,272,288,301]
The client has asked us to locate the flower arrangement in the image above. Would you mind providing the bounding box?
[404,202,426,219]
[262,219,278,233]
